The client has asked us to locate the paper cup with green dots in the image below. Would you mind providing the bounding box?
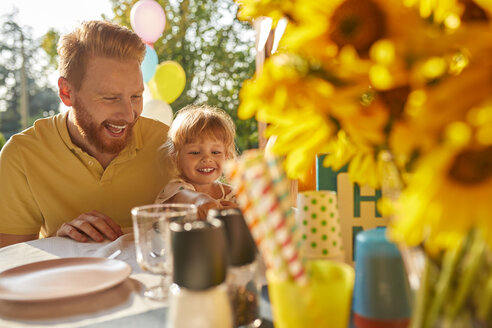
[297,191,344,261]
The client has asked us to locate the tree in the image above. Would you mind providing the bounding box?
[0,132,5,150]
[0,10,59,139]
[107,0,258,152]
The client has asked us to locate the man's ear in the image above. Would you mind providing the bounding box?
[58,77,74,107]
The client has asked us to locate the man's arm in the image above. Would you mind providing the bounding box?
[0,140,44,244]
[0,233,38,248]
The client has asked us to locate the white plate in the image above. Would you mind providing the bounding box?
[0,257,132,301]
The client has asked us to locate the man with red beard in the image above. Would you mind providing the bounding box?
[0,21,175,247]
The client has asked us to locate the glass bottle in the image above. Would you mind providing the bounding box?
[208,208,262,328]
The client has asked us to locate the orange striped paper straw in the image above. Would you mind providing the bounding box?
[228,150,306,284]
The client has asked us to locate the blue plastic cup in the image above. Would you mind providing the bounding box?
[352,228,412,328]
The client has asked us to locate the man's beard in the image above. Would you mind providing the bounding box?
[72,97,136,154]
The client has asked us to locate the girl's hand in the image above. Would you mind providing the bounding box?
[219,200,238,209]
[196,198,222,219]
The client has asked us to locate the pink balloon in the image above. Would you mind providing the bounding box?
[130,0,166,43]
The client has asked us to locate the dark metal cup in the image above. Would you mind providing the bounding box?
[170,218,227,290]
[208,208,257,267]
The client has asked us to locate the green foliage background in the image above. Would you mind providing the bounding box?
[0,132,5,150]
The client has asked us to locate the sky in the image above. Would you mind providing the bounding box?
[1,0,114,39]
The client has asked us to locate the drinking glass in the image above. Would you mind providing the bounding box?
[131,203,197,301]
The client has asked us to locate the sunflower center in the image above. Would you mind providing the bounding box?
[379,85,411,120]
[448,146,492,185]
[340,17,359,36]
[460,0,489,22]
[329,0,387,55]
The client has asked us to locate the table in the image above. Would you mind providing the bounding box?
[0,232,273,328]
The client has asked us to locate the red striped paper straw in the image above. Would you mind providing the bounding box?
[239,150,307,284]
[243,155,306,284]
[264,152,303,251]
[225,159,287,278]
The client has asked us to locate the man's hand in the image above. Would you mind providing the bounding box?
[56,210,123,242]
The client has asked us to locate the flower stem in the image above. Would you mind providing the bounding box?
[446,230,485,320]
[424,247,460,328]
[477,272,492,321]
[410,254,433,328]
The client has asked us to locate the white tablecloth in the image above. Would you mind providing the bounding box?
[0,232,166,328]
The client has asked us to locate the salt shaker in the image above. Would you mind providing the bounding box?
[208,208,262,328]
[166,218,233,328]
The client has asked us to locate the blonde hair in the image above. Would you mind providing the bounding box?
[167,104,237,167]
[57,20,146,91]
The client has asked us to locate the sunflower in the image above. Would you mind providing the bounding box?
[322,130,357,171]
[265,111,336,180]
[348,151,385,188]
[238,53,337,120]
[239,51,397,183]
[235,0,296,23]
[238,53,340,180]
[320,129,390,188]
[475,0,492,17]
[320,120,389,189]
[336,93,390,147]
[407,0,490,26]
[325,82,412,179]
[279,0,422,64]
[389,138,492,254]
[405,61,492,154]
[238,41,414,185]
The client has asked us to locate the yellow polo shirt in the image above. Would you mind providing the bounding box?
[0,111,174,237]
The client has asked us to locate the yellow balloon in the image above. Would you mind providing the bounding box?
[150,61,186,104]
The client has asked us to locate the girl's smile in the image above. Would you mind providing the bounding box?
[178,137,226,187]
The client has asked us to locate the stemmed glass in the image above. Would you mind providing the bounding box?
[131,203,197,301]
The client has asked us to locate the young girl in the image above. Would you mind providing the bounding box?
[155,104,238,218]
